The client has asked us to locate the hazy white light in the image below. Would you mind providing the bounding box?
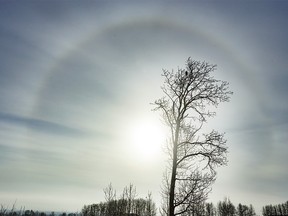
[126,116,167,163]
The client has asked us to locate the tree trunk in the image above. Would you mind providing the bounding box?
[169,149,177,216]
[169,122,180,216]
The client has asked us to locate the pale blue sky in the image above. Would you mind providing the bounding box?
[0,1,287,214]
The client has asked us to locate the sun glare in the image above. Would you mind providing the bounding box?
[126,116,167,163]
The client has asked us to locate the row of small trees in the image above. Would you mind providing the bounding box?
[0,205,77,216]
[183,199,288,216]
[262,201,288,216]
[82,198,155,216]
[215,198,256,216]
[81,195,288,216]
[81,183,157,216]
[167,198,256,216]
[2,199,288,216]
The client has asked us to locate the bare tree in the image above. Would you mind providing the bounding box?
[103,183,117,216]
[153,58,232,216]
[146,192,157,216]
[84,184,156,216]
[123,183,137,214]
[236,203,256,216]
[103,182,116,202]
[205,202,216,216]
[217,198,236,216]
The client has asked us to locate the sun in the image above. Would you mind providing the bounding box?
[126,116,167,163]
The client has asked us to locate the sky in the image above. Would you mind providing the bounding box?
[0,1,288,214]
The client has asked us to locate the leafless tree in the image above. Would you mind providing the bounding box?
[217,197,236,216]
[103,182,116,202]
[153,58,232,216]
[83,184,156,216]
[205,202,216,216]
[146,192,157,216]
[0,204,8,216]
[0,202,25,216]
[123,183,137,214]
[103,183,117,215]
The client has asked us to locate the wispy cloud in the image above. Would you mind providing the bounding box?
[0,112,85,136]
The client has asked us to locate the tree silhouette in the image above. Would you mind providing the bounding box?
[82,184,156,216]
[205,202,216,216]
[153,58,232,216]
[217,198,236,216]
[262,201,288,216]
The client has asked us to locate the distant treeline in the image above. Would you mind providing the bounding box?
[82,198,156,216]
[175,198,257,216]
[82,183,156,216]
[0,208,79,216]
[2,199,288,216]
[176,198,288,216]
[262,201,288,216]
[1,189,288,216]
[81,198,288,216]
